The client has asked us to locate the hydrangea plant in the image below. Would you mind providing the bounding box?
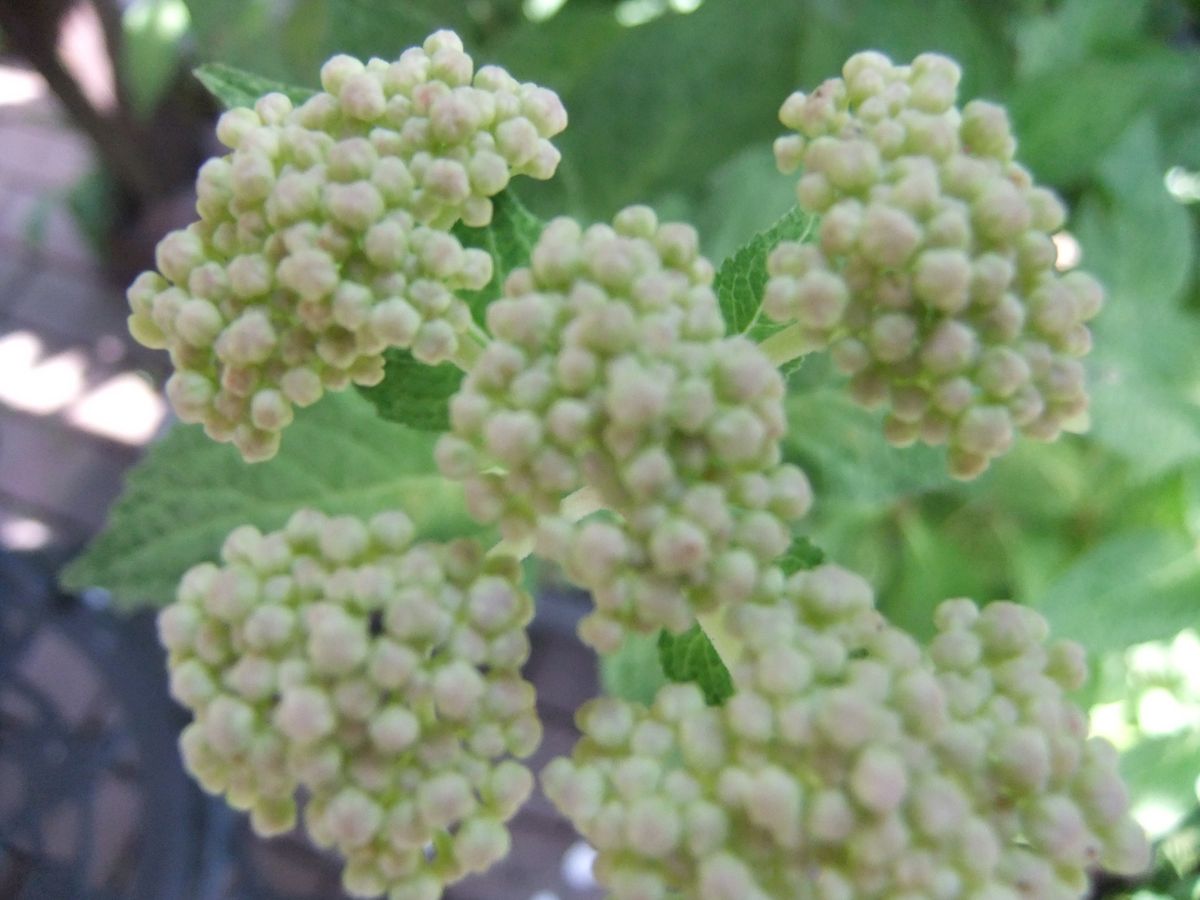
[68,29,1159,900]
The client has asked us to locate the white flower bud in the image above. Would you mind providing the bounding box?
[456,816,510,872]
[204,695,256,756]
[325,180,385,230]
[275,685,335,744]
[850,746,908,813]
[626,797,682,858]
[433,660,486,720]
[369,706,421,752]
[858,204,921,268]
[156,229,206,284]
[215,107,261,149]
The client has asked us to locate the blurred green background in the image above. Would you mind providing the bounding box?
[40,0,1200,895]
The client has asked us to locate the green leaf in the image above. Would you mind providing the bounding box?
[65,169,118,256]
[545,0,805,219]
[692,143,798,263]
[713,205,812,338]
[357,351,462,432]
[493,5,625,97]
[657,625,734,707]
[794,0,1010,101]
[325,0,482,62]
[1079,119,1195,311]
[601,631,668,706]
[61,392,472,609]
[1034,530,1200,656]
[1075,119,1200,478]
[779,535,824,574]
[451,189,544,325]
[1008,49,1194,187]
[784,382,946,508]
[1014,0,1150,80]
[184,0,319,84]
[194,61,316,109]
[1085,376,1200,480]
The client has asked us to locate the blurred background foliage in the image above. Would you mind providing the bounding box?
[11,0,1200,895]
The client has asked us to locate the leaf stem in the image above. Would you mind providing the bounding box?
[758,321,819,368]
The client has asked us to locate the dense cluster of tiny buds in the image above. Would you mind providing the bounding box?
[767,51,1101,478]
[543,565,1149,899]
[157,509,541,898]
[434,206,814,652]
[136,37,1157,900]
[127,30,567,461]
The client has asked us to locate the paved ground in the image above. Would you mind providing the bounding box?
[0,57,603,900]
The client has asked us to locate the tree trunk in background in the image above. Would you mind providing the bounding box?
[0,0,174,202]
[0,0,213,282]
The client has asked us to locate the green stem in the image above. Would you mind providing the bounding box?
[758,321,818,368]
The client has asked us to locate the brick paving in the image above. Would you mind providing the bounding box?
[0,59,605,900]
[0,72,161,552]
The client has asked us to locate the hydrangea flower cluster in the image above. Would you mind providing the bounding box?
[768,51,1101,478]
[138,32,1153,900]
[157,508,541,899]
[544,565,1150,899]
[434,207,813,652]
[127,30,567,462]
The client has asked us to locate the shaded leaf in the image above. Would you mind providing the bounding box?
[194,61,316,109]
[324,0,511,63]
[493,5,625,96]
[545,0,804,219]
[689,142,796,262]
[357,351,462,432]
[184,0,320,85]
[1014,0,1150,80]
[1008,49,1193,186]
[61,392,471,609]
[452,189,544,325]
[1075,120,1200,478]
[601,631,667,706]
[794,0,1010,100]
[784,383,946,508]
[1034,530,1200,656]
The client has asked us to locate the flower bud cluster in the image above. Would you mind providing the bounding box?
[435,207,813,652]
[127,29,567,461]
[157,508,541,898]
[768,51,1100,477]
[544,564,1149,899]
